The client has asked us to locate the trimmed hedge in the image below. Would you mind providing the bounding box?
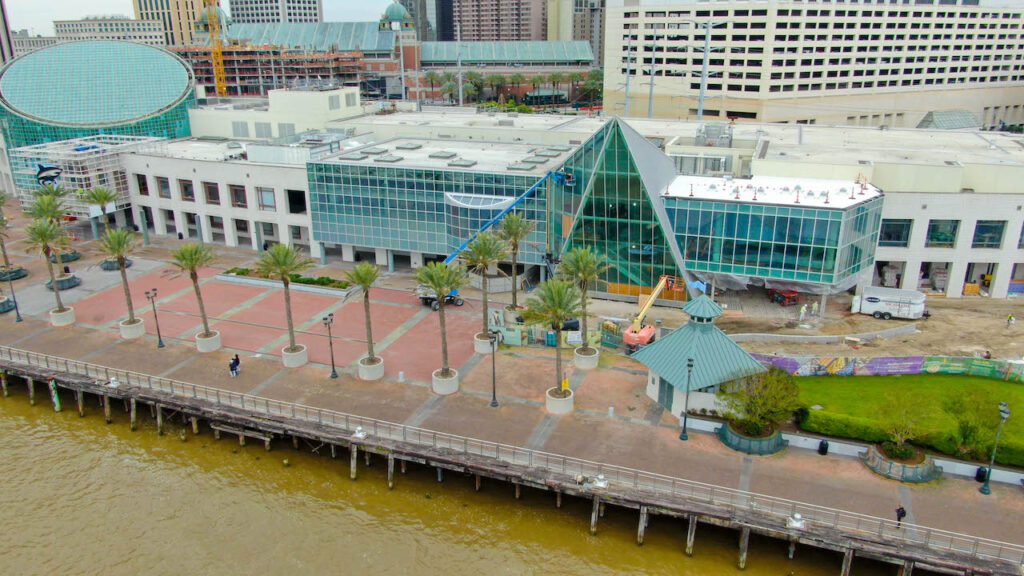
[801,410,1024,467]
[225,267,350,290]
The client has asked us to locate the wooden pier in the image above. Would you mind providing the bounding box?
[2,346,1022,576]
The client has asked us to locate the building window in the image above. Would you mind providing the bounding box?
[1019,223,1024,249]
[203,182,220,205]
[257,187,276,212]
[925,219,959,248]
[229,184,247,208]
[329,95,340,109]
[156,176,170,199]
[345,93,357,107]
[879,219,912,247]
[255,122,273,138]
[290,225,302,240]
[261,222,275,236]
[278,123,295,138]
[135,174,149,196]
[178,179,195,202]
[972,220,1006,248]
[231,121,249,138]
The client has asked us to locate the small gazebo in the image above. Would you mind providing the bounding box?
[633,295,765,416]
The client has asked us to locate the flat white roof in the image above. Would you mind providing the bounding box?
[322,137,569,175]
[329,111,603,135]
[666,174,882,209]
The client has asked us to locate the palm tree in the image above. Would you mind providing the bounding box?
[27,193,67,223]
[461,232,509,338]
[559,247,609,355]
[485,74,505,100]
[415,262,468,378]
[529,75,545,93]
[99,229,138,325]
[425,70,441,101]
[463,82,479,103]
[171,243,216,338]
[255,244,315,353]
[523,279,583,399]
[548,72,564,103]
[24,219,70,313]
[508,73,525,102]
[345,262,381,363]
[498,212,534,310]
[0,215,13,272]
[568,71,584,100]
[441,80,456,103]
[80,187,119,235]
[0,190,9,218]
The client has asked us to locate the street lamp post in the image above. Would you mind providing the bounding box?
[7,273,23,322]
[679,358,694,441]
[488,330,499,408]
[323,313,338,379]
[980,401,1011,495]
[145,289,164,348]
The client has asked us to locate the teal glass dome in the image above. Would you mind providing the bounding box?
[382,1,412,23]
[0,41,195,150]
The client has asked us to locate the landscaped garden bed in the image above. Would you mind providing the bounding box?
[224,267,351,290]
[796,374,1023,467]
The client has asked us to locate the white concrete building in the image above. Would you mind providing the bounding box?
[11,30,59,56]
[227,0,324,24]
[54,16,165,46]
[604,0,1024,127]
[190,86,364,140]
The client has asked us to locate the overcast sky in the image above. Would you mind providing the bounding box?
[6,0,395,36]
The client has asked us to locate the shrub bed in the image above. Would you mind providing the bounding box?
[225,267,350,290]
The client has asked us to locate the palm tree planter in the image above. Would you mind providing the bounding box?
[256,244,316,368]
[524,279,583,415]
[560,247,609,370]
[49,251,81,264]
[0,294,14,314]
[100,258,132,271]
[462,232,509,354]
[172,243,220,352]
[416,262,468,395]
[498,213,534,324]
[0,215,27,281]
[100,230,144,339]
[26,219,76,326]
[346,262,384,381]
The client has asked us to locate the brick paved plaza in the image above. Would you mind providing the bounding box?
[2,237,1023,547]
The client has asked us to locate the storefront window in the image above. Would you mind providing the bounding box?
[925,219,959,248]
[972,220,1005,249]
[879,219,911,247]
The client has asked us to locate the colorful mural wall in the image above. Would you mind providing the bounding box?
[752,354,1024,382]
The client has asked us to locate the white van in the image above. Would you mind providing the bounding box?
[855,286,927,320]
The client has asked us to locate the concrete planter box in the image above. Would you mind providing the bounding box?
[49,307,76,327]
[46,274,81,291]
[0,267,27,281]
[0,296,14,314]
[717,422,789,455]
[862,445,943,483]
[503,307,523,325]
[474,332,495,354]
[545,387,574,415]
[216,273,354,299]
[358,356,385,381]
[432,369,459,395]
[49,251,81,264]
[195,331,222,352]
[119,318,145,340]
[574,347,599,369]
[100,258,132,271]
[282,344,308,368]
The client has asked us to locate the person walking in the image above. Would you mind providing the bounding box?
[233,354,241,374]
[799,304,807,322]
[228,358,238,378]
[1008,314,1016,328]
[811,300,819,317]
[895,505,907,528]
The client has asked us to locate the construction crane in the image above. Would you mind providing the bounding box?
[623,275,683,352]
[205,0,228,97]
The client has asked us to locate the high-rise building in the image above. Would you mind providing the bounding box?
[547,0,604,65]
[0,0,13,63]
[400,0,453,41]
[227,0,323,24]
[453,0,546,41]
[10,30,59,57]
[54,16,165,46]
[133,0,204,46]
[604,0,1024,127]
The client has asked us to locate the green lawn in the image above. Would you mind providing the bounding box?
[797,374,1024,466]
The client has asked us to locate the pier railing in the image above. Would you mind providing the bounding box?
[3,345,1023,565]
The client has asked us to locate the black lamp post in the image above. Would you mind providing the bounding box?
[323,313,338,379]
[679,358,694,441]
[488,330,499,408]
[7,272,22,323]
[145,289,164,348]
[980,401,1011,495]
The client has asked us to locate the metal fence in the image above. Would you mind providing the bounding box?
[1,344,1022,566]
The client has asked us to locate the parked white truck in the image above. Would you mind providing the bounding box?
[854,286,927,320]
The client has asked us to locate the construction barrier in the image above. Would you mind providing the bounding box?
[752,353,1024,382]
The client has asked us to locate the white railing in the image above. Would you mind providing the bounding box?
[1,344,1022,566]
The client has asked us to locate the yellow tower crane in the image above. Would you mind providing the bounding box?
[205,0,228,97]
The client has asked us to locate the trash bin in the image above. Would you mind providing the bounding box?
[177,232,184,240]
[545,331,557,347]
[817,439,829,456]
[975,466,989,483]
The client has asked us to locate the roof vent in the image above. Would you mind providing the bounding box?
[508,163,535,171]
[497,119,514,127]
[396,142,422,150]
[373,154,403,163]
[522,156,548,164]
[338,152,367,161]
[535,150,561,158]
[362,146,387,155]
[448,159,477,167]
[429,150,457,159]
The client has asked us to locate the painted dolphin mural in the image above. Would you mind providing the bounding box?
[36,164,62,186]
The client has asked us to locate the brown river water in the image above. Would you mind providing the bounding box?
[0,392,900,576]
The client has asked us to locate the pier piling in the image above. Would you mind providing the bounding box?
[514,482,521,500]
[191,416,199,435]
[788,539,797,560]
[27,377,34,405]
[155,405,163,435]
[840,549,854,576]
[590,496,600,535]
[436,467,444,483]
[556,491,562,508]
[102,394,111,423]
[1,371,7,397]
[686,515,697,556]
[350,445,358,480]
[898,560,914,576]
[637,506,649,545]
[400,460,406,474]
[330,444,336,458]
[599,502,606,518]
[475,474,481,491]
[238,432,245,447]
[76,390,84,417]
[738,527,751,569]
[129,398,137,430]
[387,454,395,489]
[365,450,371,467]
[292,435,299,450]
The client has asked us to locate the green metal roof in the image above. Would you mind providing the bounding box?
[420,41,593,64]
[0,41,193,127]
[221,22,396,53]
[527,89,567,97]
[916,110,981,130]
[633,321,765,392]
[682,295,723,320]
